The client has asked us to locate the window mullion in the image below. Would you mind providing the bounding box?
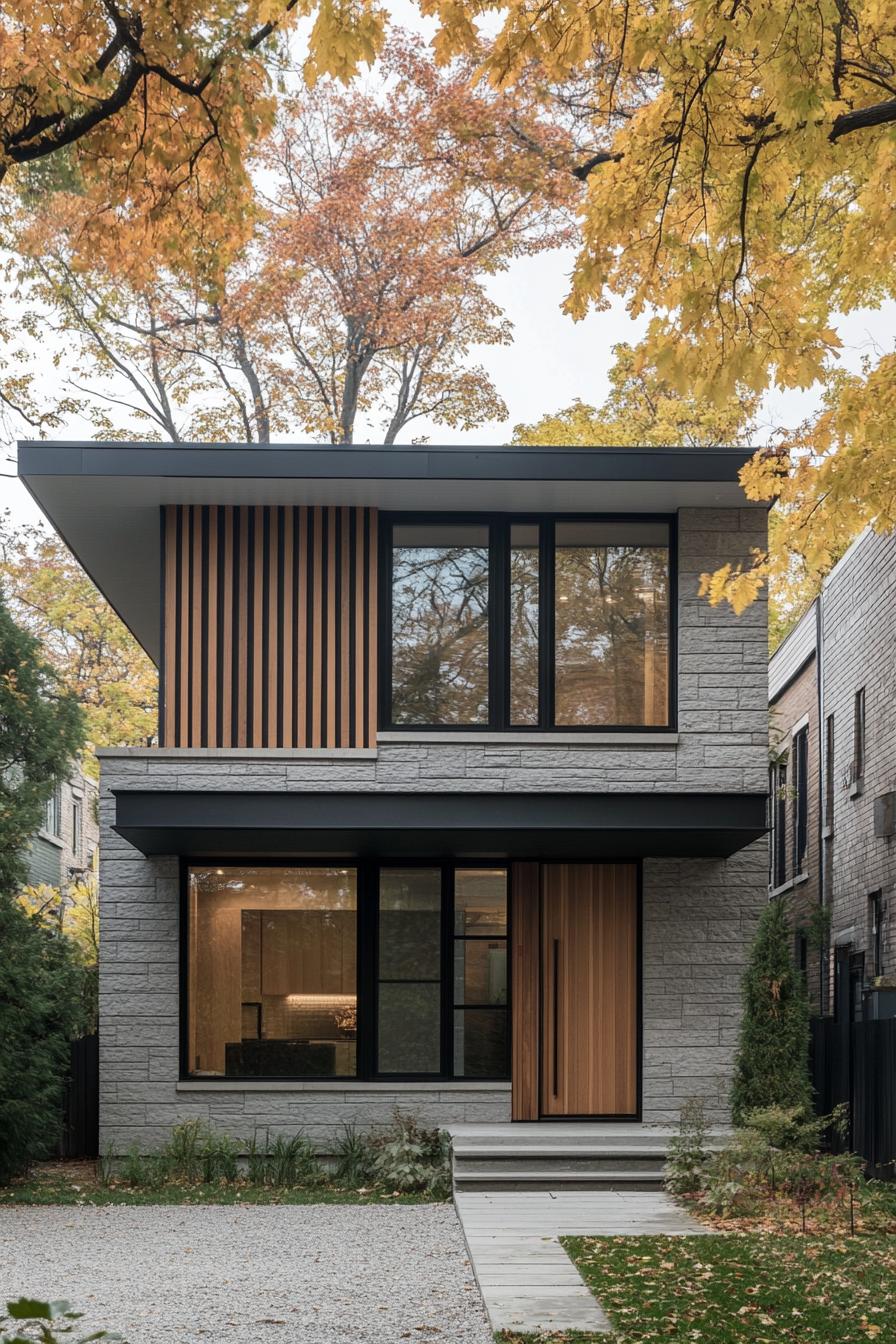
[540,520,555,730]
[489,519,508,730]
[441,863,454,1078]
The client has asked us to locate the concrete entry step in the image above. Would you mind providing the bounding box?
[453,1147,669,1167]
[455,1174,666,1192]
[449,1121,729,1195]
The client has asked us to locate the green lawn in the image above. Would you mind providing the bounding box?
[547,1233,896,1344]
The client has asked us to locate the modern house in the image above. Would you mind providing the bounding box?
[769,527,896,1024]
[19,441,769,1157]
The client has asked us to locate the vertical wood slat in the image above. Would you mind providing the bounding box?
[237,509,249,748]
[160,504,378,748]
[191,507,202,746]
[252,505,264,748]
[162,507,177,747]
[340,507,351,748]
[178,507,190,746]
[367,509,378,750]
[221,509,233,749]
[511,861,540,1121]
[207,507,218,749]
[311,506,323,748]
[326,506,337,748]
[297,507,308,747]
[282,508,294,750]
[267,506,279,748]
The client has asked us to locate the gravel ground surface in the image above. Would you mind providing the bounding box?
[0,1203,493,1344]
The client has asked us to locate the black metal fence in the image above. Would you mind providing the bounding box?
[59,1034,99,1160]
[811,1017,896,1179]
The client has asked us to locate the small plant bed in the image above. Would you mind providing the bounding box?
[0,1114,452,1207]
[562,1233,896,1344]
[0,1163,432,1206]
[666,1101,896,1236]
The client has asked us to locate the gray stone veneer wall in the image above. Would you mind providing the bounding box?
[97,506,768,1150]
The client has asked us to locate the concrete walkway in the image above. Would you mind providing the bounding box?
[454,1189,711,1335]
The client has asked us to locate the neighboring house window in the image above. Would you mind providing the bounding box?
[853,687,866,787]
[796,932,808,976]
[72,796,83,860]
[869,891,884,979]
[186,863,509,1082]
[772,760,788,888]
[45,787,61,838]
[792,725,809,874]
[824,713,835,829]
[385,516,671,730]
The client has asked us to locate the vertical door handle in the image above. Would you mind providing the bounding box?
[552,937,560,1097]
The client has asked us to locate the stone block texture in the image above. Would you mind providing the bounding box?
[822,528,896,992]
[98,506,769,1150]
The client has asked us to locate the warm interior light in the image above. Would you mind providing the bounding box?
[284,993,357,1004]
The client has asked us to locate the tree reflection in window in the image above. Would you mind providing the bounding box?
[391,525,489,725]
[555,523,669,727]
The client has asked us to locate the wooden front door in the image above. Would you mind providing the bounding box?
[540,863,638,1117]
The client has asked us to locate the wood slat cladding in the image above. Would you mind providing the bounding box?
[160,505,378,748]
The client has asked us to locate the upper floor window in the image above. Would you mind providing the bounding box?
[792,725,809,874]
[44,786,61,838]
[852,687,866,788]
[384,516,672,731]
[869,890,884,980]
[72,796,83,860]
[769,758,788,889]
[824,713,835,830]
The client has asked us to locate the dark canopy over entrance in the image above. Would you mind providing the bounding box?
[113,789,766,859]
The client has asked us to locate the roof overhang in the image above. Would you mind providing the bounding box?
[112,789,768,860]
[18,441,760,666]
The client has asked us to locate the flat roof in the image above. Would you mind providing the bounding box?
[18,440,759,664]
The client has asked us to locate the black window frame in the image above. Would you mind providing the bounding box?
[853,687,866,785]
[180,857,511,1084]
[771,759,788,888]
[379,511,677,734]
[792,725,809,875]
[869,890,884,980]
[824,712,835,830]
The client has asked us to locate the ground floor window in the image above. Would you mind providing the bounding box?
[185,862,508,1081]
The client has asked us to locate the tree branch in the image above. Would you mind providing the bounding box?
[829,96,896,140]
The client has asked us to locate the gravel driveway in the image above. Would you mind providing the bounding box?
[0,1204,492,1344]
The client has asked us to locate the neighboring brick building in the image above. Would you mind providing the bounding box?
[821,528,896,1021]
[769,528,896,1020]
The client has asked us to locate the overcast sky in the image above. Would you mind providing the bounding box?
[3,3,894,532]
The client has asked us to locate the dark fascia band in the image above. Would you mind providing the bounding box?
[113,789,768,860]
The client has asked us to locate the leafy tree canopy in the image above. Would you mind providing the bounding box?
[1,1,387,277]
[11,38,575,445]
[0,518,156,759]
[513,343,760,448]
[0,584,84,892]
